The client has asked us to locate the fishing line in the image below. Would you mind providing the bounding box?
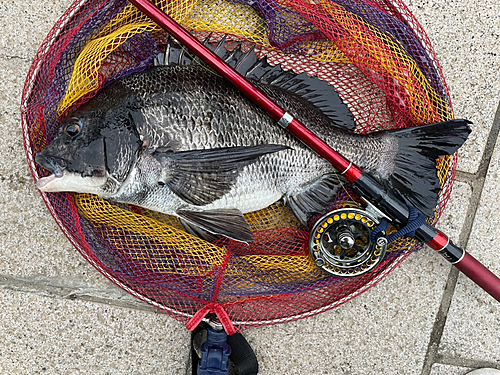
[333,169,358,204]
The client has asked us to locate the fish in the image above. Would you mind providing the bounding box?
[35,37,471,243]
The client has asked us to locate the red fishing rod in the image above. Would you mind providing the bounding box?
[127,0,500,302]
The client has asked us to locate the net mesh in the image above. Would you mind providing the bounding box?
[22,0,456,333]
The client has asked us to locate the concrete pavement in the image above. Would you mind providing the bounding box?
[0,0,499,373]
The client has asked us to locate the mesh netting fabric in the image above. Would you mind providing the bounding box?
[22,0,456,333]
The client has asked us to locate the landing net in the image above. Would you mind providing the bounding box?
[22,0,456,333]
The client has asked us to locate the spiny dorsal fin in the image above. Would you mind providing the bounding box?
[154,35,355,131]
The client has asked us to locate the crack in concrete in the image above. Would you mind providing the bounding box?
[421,100,500,375]
[0,54,30,61]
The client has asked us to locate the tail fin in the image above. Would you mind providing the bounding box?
[380,119,471,217]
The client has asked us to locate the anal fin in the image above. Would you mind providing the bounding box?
[177,218,223,244]
[177,208,255,243]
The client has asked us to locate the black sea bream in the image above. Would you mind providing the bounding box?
[35,38,471,242]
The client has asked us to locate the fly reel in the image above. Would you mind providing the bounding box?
[309,206,388,277]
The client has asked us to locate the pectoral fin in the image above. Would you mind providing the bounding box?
[154,144,289,206]
[177,208,254,243]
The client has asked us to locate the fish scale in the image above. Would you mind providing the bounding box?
[125,65,386,178]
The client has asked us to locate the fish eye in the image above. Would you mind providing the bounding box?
[64,119,82,137]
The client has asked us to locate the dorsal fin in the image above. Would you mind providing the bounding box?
[154,35,355,131]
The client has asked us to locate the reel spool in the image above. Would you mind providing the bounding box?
[309,207,388,278]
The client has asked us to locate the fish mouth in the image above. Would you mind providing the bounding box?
[35,150,109,194]
[36,174,60,192]
[35,152,68,192]
[36,171,108,194]
[35,152,66,177]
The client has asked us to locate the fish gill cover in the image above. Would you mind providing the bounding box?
[22,0,457,333]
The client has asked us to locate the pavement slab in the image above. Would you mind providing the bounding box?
[430,364,474,375]
[407,0,500,175]
[438,106,500,366]
[0,0,74,60]
[0,288,189,374]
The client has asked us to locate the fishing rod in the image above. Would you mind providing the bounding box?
[127,0,500,302]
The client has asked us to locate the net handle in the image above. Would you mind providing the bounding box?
[127,0,500,302]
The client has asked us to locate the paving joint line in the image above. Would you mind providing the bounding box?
[421,267,461,375]
[455,170,480,184]
[0,274,158,314]
[437,354,500,371]
[421,100,500,375]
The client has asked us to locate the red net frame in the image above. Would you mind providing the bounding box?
[21,0,457,333]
